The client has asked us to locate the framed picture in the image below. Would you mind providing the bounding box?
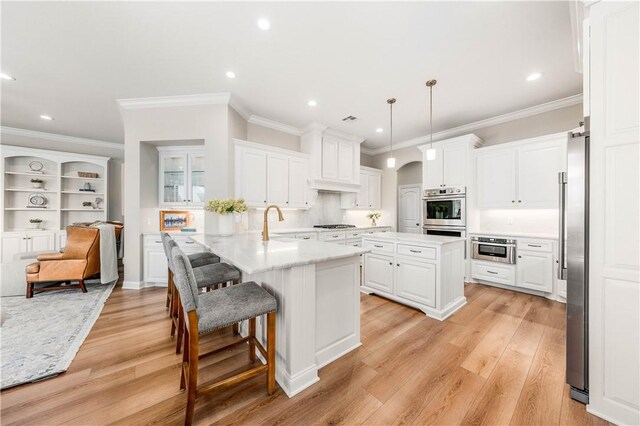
[160,210,191,231]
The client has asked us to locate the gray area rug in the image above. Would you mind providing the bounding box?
[0,280,115,389]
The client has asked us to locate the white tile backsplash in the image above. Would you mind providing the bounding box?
[474,209,558,236]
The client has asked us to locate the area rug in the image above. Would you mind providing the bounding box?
[0,280,115,389]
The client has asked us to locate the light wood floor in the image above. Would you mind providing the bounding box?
[1,276,609,426]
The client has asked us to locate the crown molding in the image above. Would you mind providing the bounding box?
[228,96,251,121]
[363,94,583,155]
[117,93,232,110]
[248,115,302,136]
[323,126,365,144]
[0,126,123,150]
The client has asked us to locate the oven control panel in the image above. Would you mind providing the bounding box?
[424,186,465,197]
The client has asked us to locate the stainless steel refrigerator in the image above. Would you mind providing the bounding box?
[559,117,590,404]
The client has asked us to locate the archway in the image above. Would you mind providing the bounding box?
[396,161,423,233]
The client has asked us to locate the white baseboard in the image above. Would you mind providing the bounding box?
[122,280,142,290]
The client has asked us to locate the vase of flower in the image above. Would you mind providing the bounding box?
[367,211,381,227]
[30,178,44,189]
[204,198,248,236]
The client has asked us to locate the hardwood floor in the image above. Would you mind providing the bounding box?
[0,277,609,426]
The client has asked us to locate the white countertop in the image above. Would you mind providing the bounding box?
[363,232,466,245]
[143,231,203,237]
[272,225,391,235]
[468,231,557,240]
[191,233,369,274]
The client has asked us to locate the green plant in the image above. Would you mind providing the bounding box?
[366,212,381,220]
[29,218,43,224]
[30,178,44,183]
[204,198,248,215]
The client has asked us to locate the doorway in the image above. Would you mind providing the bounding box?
[398,184,421,233]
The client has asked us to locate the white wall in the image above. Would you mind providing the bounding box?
[247,123,300,151]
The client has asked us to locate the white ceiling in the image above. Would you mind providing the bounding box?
[1,1,581,149]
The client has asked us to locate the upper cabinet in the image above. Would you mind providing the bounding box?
[417,134,483,190]
[235,140,310,209]
[341,167,382,210]
[301,123,363,192]
[475,135,565,209]
[158,146,205,208]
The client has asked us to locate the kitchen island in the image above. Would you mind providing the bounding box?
[190,233,368,397]
[361,232,466,320]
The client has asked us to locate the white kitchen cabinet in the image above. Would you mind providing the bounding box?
[516,250,553,292]
[341,167,382,210]
[143,234,210,285]
[475,136,565,209]
[321,136,339,180]
[418,135,483,189]
[1,231,55,262]
[158,146,205,208]
[235,140,310,209]
[396,258,436,307]
[321,135,356,182]
[363,253,394,294]
[337,140,355,182]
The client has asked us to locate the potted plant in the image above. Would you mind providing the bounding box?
[29,218,44,229]
[367,211,381,227]
[204,198,248,236]
[30,178,44,189]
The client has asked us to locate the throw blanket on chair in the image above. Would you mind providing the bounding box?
[96,224,118,284]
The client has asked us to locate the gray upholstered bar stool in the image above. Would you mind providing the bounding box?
[171,246,277,426]
[161,232,220,314]
[162,235,241,354]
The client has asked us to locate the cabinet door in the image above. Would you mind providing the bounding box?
[188,152,205,207]
[239,149,267,207]
[160,153,188,206]
[1,235,27,262]
[476,150,517,208]
[368,173,381,209]
[144,249,169,284]
[355,172,369,208]
[30,233,54,252]
[516,144,562,208]
[423,148,444,188]
[266,153,289,206]
[288,157,308,208]
[364,253,394,294]
[443,145,466,187]
[322,136,339,180]
[396,258,436,307]
[337,141,354,182]
[516,250,553,292]
[56,231,67,251]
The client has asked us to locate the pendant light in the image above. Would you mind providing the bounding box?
[386,98,396,168]
[425,79,437,161]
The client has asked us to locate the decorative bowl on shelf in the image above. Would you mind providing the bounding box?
[77,171,99,178]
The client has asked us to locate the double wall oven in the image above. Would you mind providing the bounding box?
[423,186,466,238]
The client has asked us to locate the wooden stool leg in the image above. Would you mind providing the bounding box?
[79,279,87,293]
[170,284,177,338]
[26,282,33,299]
[180,327,189,391]
[232,323,239,336]
[176,300,184,355]
[166,269,172,310]
[185,312,199,426]
[249,318,256,363]
[267,312,276,394]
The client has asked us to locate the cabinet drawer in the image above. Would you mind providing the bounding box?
[346,239,361,247]
[319,231,346,241]
[517,239,553,253]
[144,235,165,247]
[346,229,365,239]
[397,244,436,261]
[363,239,394,254]
[471,261,516,286]
[295,232,317,240]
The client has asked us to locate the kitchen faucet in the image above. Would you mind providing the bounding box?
[262,205,284,241]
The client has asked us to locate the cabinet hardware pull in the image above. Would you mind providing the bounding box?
[512,200,515,203]
[374,245,383,248]
[155,240,162,243]
[185,241,194,244]
[389,262,393,265]
[518,255,522,258]
[487,271,498,274]
[409,249,421,253]
[397,263,400,266]
[528,244,542,247]
[303,237,310,239]
[518,200,522,203]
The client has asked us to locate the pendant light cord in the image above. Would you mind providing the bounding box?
[387,98,396,158]
[429,85,433,148]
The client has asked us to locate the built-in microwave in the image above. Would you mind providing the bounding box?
[423,186,466,227]
[471,236,517,264]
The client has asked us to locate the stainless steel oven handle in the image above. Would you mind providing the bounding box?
[558,172,567,280]
[471,241,516,248]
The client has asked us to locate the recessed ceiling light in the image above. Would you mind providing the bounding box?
[40,115,54,121]
[308,100,317,107]
[1,72,15,81]
[226,71,236,79]
[376,128,383,133]
[257,18,270,30]
[526,72,542,82]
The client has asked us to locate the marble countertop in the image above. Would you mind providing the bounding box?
[363,232,467,245]
[191,233,369,274]
[271,225,391,235]
[143,231,203,236]
[468,231,558,240]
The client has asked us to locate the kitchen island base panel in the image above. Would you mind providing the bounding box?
[360,287,467,321]
[242,256,362,398]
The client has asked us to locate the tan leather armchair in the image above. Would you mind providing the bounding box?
[25,226,101,298]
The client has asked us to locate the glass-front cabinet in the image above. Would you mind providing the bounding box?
[158,146,205,208]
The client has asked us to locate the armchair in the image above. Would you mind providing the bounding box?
[25,226,101,298]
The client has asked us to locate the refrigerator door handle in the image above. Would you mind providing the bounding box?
[558,171,568,280]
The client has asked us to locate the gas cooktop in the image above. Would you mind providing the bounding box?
[313,224,356,229]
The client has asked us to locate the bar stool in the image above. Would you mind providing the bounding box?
[172,246,277,426]
[161,233,220,314]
